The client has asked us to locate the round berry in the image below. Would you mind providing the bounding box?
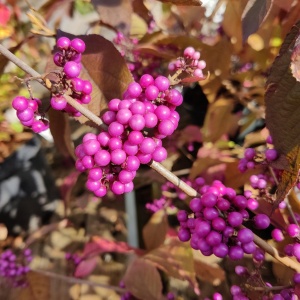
[70,38,86,53]
[12,96,28,111]
[154,76,170,91]
[152,146,167,162]
[57,37,71,50]
[63,61,81,78]
[127,82,142,98]
[139,74,154,88]
[254,214,270,229]
[145,85,159,101]
[17,108,34,122]
[50,96,67,110]
[82,80,93,95]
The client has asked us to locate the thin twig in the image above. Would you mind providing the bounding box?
[34,269,125,293]
[0,44,41,78]
[2,44,300,273]
[245,283,292,292]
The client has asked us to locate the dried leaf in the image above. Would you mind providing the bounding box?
[242,0,273,43]
[74,256,99,278]
[144,238,199,293]
[91,0,133,35]
[56,30,134,126]
[48,109,75,159]
[142,209,168,251]
[155,0,202,5]
[265,21,300,204]
[123,257,163,300]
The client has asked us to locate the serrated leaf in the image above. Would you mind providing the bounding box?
[242,0,273,43]
[142,209,168,251]
[56,31,134,126]
[265,21,300,205]
[123,258,163,300]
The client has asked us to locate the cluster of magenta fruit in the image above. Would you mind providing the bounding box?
[12,95,49,133]
[238,145,278,174]
[177,180,271,260]
[168,46,206,79]
[51,36,92,117]
[146,177,200,212]
[75,74,183,197]
[0,248,32,287]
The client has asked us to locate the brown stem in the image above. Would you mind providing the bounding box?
[2,44,300,273]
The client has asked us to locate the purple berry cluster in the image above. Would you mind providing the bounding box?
[146,178,203,212]
[12,96,49,133]
[75,75,183,197]
[238,147,279,173]
[177,180,271,260]
[0,248,32,287]
[51,36,92,117]
[168,46,206,79]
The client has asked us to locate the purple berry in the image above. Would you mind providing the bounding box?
[57,37,71,50]
[50,96,67,110]
[63,61,81,78]
[12,96,28,111]
[254,214,270,229]
[70,38,86,53]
